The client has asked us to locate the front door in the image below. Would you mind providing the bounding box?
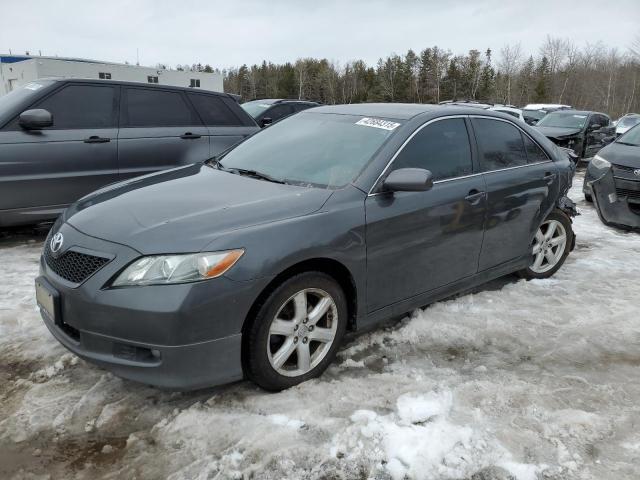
[117,87,210,181]
[365,117,486,311]
[585,114,610,158]
[0,83,119,213]
[470,117,559,271]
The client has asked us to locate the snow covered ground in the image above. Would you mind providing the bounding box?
[1,171,639,480]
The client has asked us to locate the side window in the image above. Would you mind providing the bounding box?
[472,118,527,171]
[266,104,294,122]
[522,134,549,163]
[392,118,473,181]
[588,115,601,129]
[187,93,242,126]
[294,103,312,113]
[497,109,519,119]
[123,88,200,127]
[33,85,116,129]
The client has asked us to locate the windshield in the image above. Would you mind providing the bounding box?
[536,112,587,129]
[523,110,547,120]
[218,112,401,188]
[0,81,52,113]
[619,116,640,128]
[617,123,640,146]
[240,101,272,118]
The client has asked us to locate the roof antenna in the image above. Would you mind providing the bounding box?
[136,48,140,66]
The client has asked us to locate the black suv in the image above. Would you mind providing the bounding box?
[534,110,613,159]
[241,99,319,127]
[0,79,259,227]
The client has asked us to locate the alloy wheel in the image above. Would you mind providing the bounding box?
[530,219,567,274]
[267,288,338,377]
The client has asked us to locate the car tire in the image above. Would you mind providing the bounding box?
[244,272,348,391]
[519,210,574,280]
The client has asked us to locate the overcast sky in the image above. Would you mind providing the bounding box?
[1,0,638,69]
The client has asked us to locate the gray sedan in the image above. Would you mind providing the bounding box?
[36,104,576,391]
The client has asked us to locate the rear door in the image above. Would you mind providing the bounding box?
[471,117,558,271]
[0,83,119,212]
[365,117,487,311]
[186,92,257,156]
[117,87,209,180]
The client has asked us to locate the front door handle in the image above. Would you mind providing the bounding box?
[543,172,556,183]
[180,132,202,139]
[464,189,485,205]
[84,136,110,143]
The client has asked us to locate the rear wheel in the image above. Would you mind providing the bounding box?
[244,272,347,391]
[519,210,573,280]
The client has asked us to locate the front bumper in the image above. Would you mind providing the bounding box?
[587,168,640,231]
[37,222,272,390]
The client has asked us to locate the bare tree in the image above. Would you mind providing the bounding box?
[294,59,308,100]
[499,43,522,104]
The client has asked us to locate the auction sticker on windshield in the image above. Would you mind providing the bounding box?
[356,117,401,131]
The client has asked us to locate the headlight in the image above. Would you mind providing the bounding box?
[112,249,244,286]
[591,154,611,169]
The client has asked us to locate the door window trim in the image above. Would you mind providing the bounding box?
[467,114,553,174]
[120,86,203,128]
[368,115,473,196]
[7,82,119,131]
[369,114,554,196]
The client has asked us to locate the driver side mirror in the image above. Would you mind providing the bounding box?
[260,117,273,128]
[383,168,434,192]
[19,109,53,130]
[588,123,601,132]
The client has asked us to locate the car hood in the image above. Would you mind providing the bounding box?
[66,164,333,253]
[535,126,582,139]
[599,142,640,169]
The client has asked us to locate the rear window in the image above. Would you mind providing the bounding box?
[123,88,200,127]
[187,93,242,126]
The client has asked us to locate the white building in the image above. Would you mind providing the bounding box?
[0,54,223,96]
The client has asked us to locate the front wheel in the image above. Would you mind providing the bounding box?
[519,210,574,280]
[244,272,347,391]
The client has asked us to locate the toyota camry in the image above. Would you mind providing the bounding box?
[36,104,576,391]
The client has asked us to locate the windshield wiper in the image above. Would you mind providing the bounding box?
[229,168,286,184]
[616,141,640,147]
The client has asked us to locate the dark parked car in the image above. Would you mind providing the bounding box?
[36,104,576,391]
[583,123,640,230]
[521,104,572,126]
[241,99,319,127]
[534,109,612,160]
[0,79,259,227]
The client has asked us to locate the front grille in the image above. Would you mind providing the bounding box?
[615,188,640,201]
[44,236,110,284]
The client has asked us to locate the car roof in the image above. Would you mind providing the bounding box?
[44,77,233,98]
[547,109,607,117]
[311,103,461,120]
[524,103,572,110]
[243,98,319,105]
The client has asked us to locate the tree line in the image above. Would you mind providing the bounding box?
[221,35,640,119]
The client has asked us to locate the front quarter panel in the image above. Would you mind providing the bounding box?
[204,185,368,319]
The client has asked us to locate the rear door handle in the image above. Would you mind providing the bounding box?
[180,132,202,139]
[465,189,485,205]
[84,136,110,143]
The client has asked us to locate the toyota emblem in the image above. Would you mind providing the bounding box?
[634,169,640,177]
[50,232,64,253]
